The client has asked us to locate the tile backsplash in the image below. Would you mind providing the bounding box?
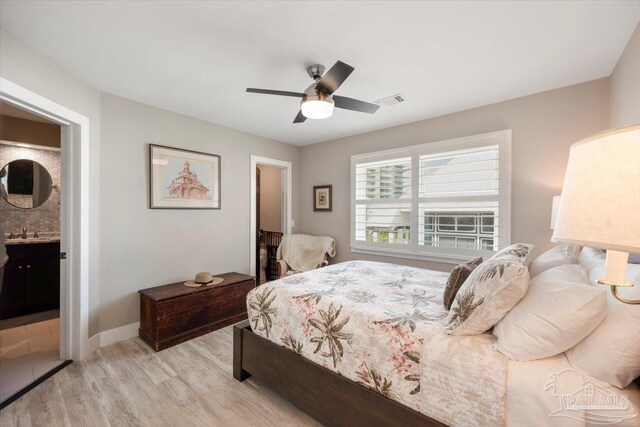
[0,144,60,235]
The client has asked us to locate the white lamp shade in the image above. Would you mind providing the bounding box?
[552,125,640,252]
[550,195,561,230]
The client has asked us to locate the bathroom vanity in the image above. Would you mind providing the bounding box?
[0,240,60,319]
[0,154,61,320]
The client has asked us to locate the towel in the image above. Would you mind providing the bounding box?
[276,234,336,273]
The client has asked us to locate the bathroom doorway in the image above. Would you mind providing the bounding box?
[0,102,69,407]
[250,156,292,282]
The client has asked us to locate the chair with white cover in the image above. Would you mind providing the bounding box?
[276,234,336,278]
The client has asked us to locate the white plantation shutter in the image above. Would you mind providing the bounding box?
[354,157,411,245]
[419,145,500,251]
[351,131,511,263]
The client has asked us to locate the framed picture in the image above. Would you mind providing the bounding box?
[313,185,332,212]
[149,144,221,209]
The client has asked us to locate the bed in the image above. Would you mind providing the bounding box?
[234,260,640,426]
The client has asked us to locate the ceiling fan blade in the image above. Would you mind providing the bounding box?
[315,61,354,95]
[293,110,307,123]
[246,88,304,97]
[333,96,380,114]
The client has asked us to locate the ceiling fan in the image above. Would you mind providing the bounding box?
[246,60,380,123]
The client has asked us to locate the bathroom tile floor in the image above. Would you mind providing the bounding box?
[0,316,62,402]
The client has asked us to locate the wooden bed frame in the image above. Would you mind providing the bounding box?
[233,320,446,427]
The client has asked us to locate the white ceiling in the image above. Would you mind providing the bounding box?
[1,1,639,146]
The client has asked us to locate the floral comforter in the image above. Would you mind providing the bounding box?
[246,260,450,412]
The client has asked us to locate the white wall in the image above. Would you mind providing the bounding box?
[257,165,283,233]
[610,22,640,128]
[0,29,102,336]
[99,93,300,331]
[298,79,610,271]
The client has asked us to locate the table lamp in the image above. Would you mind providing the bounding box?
[552,125,640,304]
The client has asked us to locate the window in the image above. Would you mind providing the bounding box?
[354,157,411,245]
[351,130,511,263]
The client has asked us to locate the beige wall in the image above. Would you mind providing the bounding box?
[258,165,283,233]
[0,115,61,148]
[610,23,640,128]
[1,23,635,339]
[298,79,610,272]
[1,28,103,336]
[98,93,300,331]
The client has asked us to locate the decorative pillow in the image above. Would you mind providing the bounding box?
[578,247,606,273]
[444,256,530,335]
[493,264,606,361]
[491,243,535,266]
[529,244,578,278]
[443,256,483,310]
[566,262,640,388]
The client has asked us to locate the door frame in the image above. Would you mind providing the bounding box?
[0,77,91,361]
[249,155,292,277]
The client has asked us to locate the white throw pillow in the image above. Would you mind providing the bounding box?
[566,262,640,388]
[578,247,606,273]
[444,255,530,336]
[529,244,578,278]
[493,264,606,361]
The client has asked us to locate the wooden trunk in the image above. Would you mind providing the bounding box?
[139,272,255,351]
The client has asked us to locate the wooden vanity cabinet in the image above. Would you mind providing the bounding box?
[0,242,60,319]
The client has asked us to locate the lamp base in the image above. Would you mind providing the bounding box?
[596,278,633,287]
[597,250,639,305]
[597,281,640,305]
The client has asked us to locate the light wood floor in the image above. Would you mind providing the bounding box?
[0,326,322,426]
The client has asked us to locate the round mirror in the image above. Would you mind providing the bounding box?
[0,159,53,209]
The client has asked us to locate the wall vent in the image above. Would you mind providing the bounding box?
[374,94,406,107]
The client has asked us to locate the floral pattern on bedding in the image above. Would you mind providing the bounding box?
[246,260,450,410]
[421,329,508,427]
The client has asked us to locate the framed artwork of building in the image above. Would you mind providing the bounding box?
[149,144,221,209]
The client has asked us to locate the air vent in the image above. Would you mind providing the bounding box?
[374,94,406,107]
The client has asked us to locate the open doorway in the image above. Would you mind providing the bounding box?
[256,164,285,284]
[250,156,292,282]
[0,102,70,405]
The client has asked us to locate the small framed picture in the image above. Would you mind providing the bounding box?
[313,185,332,212]
[149,144,221,209]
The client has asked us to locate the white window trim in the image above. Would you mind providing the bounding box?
[350,129,512,264]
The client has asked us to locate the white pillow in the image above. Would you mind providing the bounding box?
[578,247,606,273]
[529,244,578,277]
[493,264,606,361]
[566,262,640,388]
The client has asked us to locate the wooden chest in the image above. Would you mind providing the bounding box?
[138,272,255,351]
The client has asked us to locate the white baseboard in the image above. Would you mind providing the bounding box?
[87,322,140,353]
[88,333,100,354]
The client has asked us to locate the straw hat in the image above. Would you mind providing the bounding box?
[184,272,224,288]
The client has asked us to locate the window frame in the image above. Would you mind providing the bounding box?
[350,129,512,264]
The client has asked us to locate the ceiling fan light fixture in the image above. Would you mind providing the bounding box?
[301,99,334,119]
[300,86,334,119]
[246,60,379,123]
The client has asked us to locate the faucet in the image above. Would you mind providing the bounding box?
[21,226,28,239]
[34,231,40,238]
